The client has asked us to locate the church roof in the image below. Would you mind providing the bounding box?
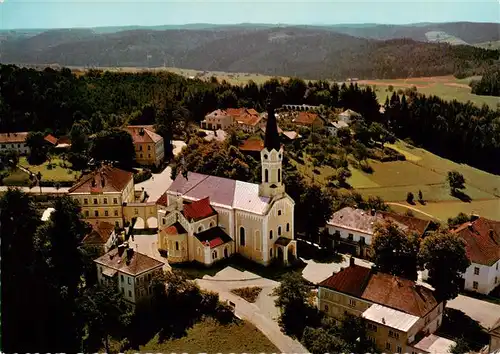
[167,172,272,215]
[182,197,217,221]
[195,227,233,249]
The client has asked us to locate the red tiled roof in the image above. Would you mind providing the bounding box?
[125,126,163,144]
[319,265,372,297]
[69,165,133,193]
[0,132,28,143]
[82,221,115,245]
[195,226,233,249]
[362,272,438,317]
[236,114,262,127]
[95,247,164,276]
[293,112,321,125]
[379,212,431,236]
[182,197,216,221]
[162,222,187,235]
[156,192,169,207]
[452,217,500,266]
[239,138,264,152]
[44,134,58,145]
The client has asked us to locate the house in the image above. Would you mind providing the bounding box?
[68,164,135,228]
[82,221,117,255]
[292,111,325,128]
[338,109,361,124]
[55,136,71,150]
[125,125,165,167]
[325,207,431,258]
[44,134,58,147]
[201,109,233,130]
[318,262,452,354]
[94,243,164,304]
[490,318,500,353]
[326,120,349,136]
[0,132,29,155]
[282,131,301,141]
[201,108,262,133]
[157,99,297,266]
[239,137,265,158]
[450,216,500,294]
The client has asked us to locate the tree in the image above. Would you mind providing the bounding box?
[406,191,415,204]
[273,272,321,339]
[26,131,48,164]
[69,120,90,153]
[0,148,19,170]
[418,189,423,201]
[90,129,136,168]
[371,221,420,280]
[388,85,394,92]
[79,280,133,353]
[449,337,471,354]
[447,212,471,228]
[336,167,352,187]
[297,184,334,242]
[418,231,471,301]
[447,171,466,193]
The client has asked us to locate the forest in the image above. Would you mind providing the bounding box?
[470,67,500,97]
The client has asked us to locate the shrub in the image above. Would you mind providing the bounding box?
[133,169,152,184]
[359,160,373,173]
[406,192,415,204]
[231,287,262,303]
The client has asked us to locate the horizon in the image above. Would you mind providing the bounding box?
[0,0,498,30]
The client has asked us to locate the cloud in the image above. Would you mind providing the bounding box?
[0,0,4,4]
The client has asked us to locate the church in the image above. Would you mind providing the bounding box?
[156,99,297,266]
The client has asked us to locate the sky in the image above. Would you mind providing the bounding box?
[0,0,498,30]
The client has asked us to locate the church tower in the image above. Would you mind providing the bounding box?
[259,94,285,198]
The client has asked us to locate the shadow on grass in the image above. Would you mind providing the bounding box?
[418,199,427,205]
[451,190,472,203]
[435,308,489,351]
[297,239,345,264]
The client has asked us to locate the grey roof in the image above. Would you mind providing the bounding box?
[330,121,349,129]
[327,207,409,235]
[167,172,274,215]
[413,334,456,354]
[362,304,419,332]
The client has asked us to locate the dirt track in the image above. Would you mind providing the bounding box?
[357,76,471,90]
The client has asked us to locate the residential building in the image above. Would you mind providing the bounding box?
[239,137,264,158]
[326,120,349,136]
[82,221,117,255]
[68,164,135,228]
[325,207,431,258]
[95,244,164,304]
[282,131,301,141]
[318,262,451,354]
[158,99,297,266]
[0,132,29,155]
[201,108,262,133]
[338,109,361,124]
[125,125,165,167]
[490,318,500,353]
[44,134,58,147]
[451,217,500,294]
[292,111,325,128]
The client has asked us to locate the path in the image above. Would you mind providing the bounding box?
[0,185,69,194]
[195,267,307,354]
[135,166,173,202]
[387,202,441,221]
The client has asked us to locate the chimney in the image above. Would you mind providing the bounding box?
[349,257,355,267]
[371,209,376,216]
[382,317,386,324]
[117,244,126,257]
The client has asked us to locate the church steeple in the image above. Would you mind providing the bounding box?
[264,95,280,151]
[259,91,284,198]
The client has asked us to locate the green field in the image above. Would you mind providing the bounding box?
[130,318,279,354]
[19,156,79,182]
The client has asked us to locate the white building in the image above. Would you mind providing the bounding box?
[451,217,500,294]
[326,120,349,137]
[338,109,361,124]
[94,244,164,304]
[0,132,29,155]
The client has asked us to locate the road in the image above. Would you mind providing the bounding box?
[196,267,308,354]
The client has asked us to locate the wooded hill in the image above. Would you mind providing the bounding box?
[1,26,498,80]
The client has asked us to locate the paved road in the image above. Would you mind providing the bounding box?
[447,294,500,329]
[135,166,173,202]
[195,267,307,354]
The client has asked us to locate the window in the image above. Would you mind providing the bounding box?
[113,198,118,204]
[148,154,151,158]
[128,290,132,297]
[121,287,124,294]
[397,346,402,353]
[209,222,214,228]
[134,208,138,215]
[269,230,273,239]
[198,225,204,232]
[348,233,353,241]
[240,227,246,246]
[175,242,179,251]
[93,198,98,205]
[265,169,269,183]
[324,304,329,312]
[212,250,218,259]
[114,210,118,216]
[270,248,273,258]
[438,306,441,314]
[85,210,89,217]
[103,198,107,204]
[140,153,143,158]
[367,323,377,332]
[278,209,282,216]
[278,168,281,182]
[105,210,109,216]
[474,267,480,275]
[495,276,498,284]
[278,226,282,236]
[360,236,366,244]
[83,198,88,205]
[286,223,290,232]
[389,330,400,339]
[115,221,119,228]
[121,274,124,282]
[264,154,268,160]
[94,210,99,217]
[349,299,356,307]
[148,145,151,151]
[128,277,131,285]
[385,343,391,351]
[139,145,143,151]
[473,281,479,290]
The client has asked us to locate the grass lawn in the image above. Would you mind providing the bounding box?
[19,156,79,182]
[132,318,279,354]
[1,168,31,186]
